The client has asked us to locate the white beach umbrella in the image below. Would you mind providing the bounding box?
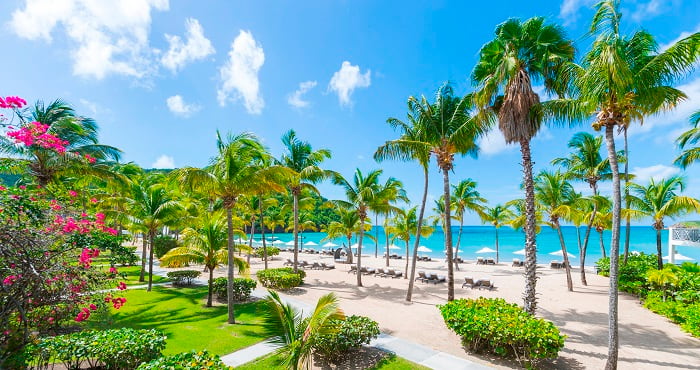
[304,241,318,246]
[417,246,432,253]
[272,240,286,246]
[350,243,360,249]
[323,242,338,247]
[388,244,401,250]
[513,249,526,255]
[476,247,497,254]
[549,250,576,258]
[284,240,296,246]
[663,253,694,261]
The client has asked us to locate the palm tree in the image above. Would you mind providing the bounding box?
[173,131,285,324]
[375,99,432,302]
[260,290,344,370]
[451,179,486,268]
[480,204,514,264]
[628,177,700,269]
[160,213,249,306]
[674,109,700,168]
[534,170,576,291]
[545,2,700,363]
[386,207,433,278]
[323,207,370,260]
[552,132,613,285]
[0,99,121,186]
[278,130,331,273]
[473,17,575,314]
[373,177,407,266]
[646,268,677,301]
[332,169,385,287]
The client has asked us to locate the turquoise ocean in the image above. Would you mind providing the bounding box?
[255,226,700,266]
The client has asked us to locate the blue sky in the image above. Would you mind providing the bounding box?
[1,0,699,225]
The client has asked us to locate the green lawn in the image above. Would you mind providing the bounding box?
[236,353,430,369]
[87,285,267,356]
[113,265,168,286]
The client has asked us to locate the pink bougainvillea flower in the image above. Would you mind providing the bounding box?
[109,267,118,274]
[0,185,6,191]
[116,282,127,291]
[89,304,98,311]
[68,190,78,197]
[0,96,27,109]
[84,154,96,163]
[18,185,26,190]
[90,198,98,203]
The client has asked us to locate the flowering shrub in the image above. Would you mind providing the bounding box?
[7,121,69,153]
[0,96,27,109]
[137,350,231,370]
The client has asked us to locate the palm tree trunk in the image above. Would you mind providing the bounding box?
[226,206,237,324]
[655,227,663,270]
[260,198,268,270]
[375,214,379,258]
[581,187,598,286]
[139,233,147,282]
[455,215,463,270]
[293,191,300,273]
[600,230,607,258]
[604,123,621,370]
[495,227,500,264]
[623,127,632,265]
[385,219,391,267]
[520,139,538,315]
[207,266,214,307]
[555,223,573,292]
[406,167,429,302]
[577,225,587,285]
[442,169,455,301]
[405,240,409,279]
[147,231,154,292]
[356,213,364,287]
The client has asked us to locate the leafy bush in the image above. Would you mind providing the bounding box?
[438,298,565,365]
[257,268,306,290]
[137,350,231,370]
[313,315,380,363]
[212,277,257,301]
[644,292,700,337]
[110,245,139,266]
[595,253,657,295]
[154,235,178,258]
[167,270,201,285]
[252,246,280,259]
[26,328,166,369]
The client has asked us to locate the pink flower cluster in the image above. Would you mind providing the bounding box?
[0,96,27,109]
[74,305,98,322]
[104,294,127,309]
[51,213,117,236]
[109,267,118,274]
[117,281,127,290]
[84,154,96,163]
[3,274,20,285]
[78,248,100,268]
[7,121,69,153]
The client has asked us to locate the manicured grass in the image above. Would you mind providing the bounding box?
[91,265,168,286]
[87,285,267,356]
[236,352,429,369]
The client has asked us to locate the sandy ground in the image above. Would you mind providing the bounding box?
[138,242,700,369]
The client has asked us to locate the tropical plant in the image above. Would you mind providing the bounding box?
[322,207,370,261]
[473,16,575,314]
[260,290,344,370]
[386,207,433,278]
[451,179,486,267]
[628,176,700,269]
[480,204,514,264]
[646,267,678,301]
[674,109,700,168]
[372,177,407,263]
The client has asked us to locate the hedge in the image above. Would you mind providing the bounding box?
[439,298,564,365]
[212,277,257,301]
[313,315,380,363]
[137,350,231,370]
[154,235,178,258]
[26,328,166,369]
[257,267,305,290]
[252,246,280,259]
[166,270,201,286]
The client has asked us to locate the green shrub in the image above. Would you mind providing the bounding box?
[167,270,201,285]
[313,315,380,363]
[595,253,657,295]
[154,235,178,258]
[137,350,231,369]
[644,292,700,337]
[252,246,280,258]
[26,328,166,369]
[212,277,257,301]
[257,267,305,290]
[110,245,139,266]
[438,298,565,365]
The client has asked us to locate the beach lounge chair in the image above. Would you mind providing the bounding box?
[454,257,464,264]
[462,276,475,288]
[476,257,485,265]
[512,258,523,267]
[486,258,496,265]
[474,279,495,290]
[284,258,293,266]
[298,261,310,269]
[310,262,322,270]
[427,273,446,284]
[348,265,357,274]
[387,269,402,278]
[415,271,428,283]
[550,260,562,269]
[321,262,335,270]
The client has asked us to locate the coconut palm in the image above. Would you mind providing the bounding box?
[506,198,544,234]
[451,179,486,268]
[543,2,700,364]
[375,98,432,302]
[160,213,249,307]
[332,169,386,287]
[386,207,434,278]
[0,99,121,186]
[473,17,575,314]
[373,177,407,266]
[278,130,332,273]
[674,109,700,168]
[628,177,700,270]
[480,204,514,264]
[646,268,678,301]
[534,170,576,291]
[260,290,344,370]
[322,206,371,259]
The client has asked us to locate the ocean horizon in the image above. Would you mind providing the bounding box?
[249,225,700,266]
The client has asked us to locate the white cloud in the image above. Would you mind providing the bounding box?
[9,0,169,80]
[161,18,214,72]
[479,128,515,156]
[559,0,595,24]
[79,98,98,116]
[660,24,700,51]
[630,77,700,135]
[166,95,200,117]
[630,0,675,22]
[151,154,175,169]
[328,61,371,106]
[287,80,317,108]
[632,164,680,183]
[217,30,265,114]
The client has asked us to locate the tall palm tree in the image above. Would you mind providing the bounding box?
[260,290,344,370]
[628,176,700,269]
[451,179,486,268]
[389,207,433,278]
[544,2,700,363]
[0,99,121,186]
[160,213,249,306]
[375,99,432,302]
[473,17,575,314]
[534,170,576,291]
[278,130,331,273]
[480,204,514,264]
[552,132,613,285]
[674,109,700,168]
[332,169,385,287]
[373,177,407,266]
[323,207,370,259]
